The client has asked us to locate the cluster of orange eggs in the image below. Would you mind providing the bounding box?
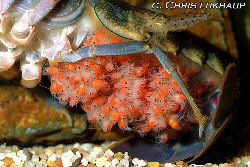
[47,31,215,143]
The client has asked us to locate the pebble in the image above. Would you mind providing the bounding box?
[10,162,18,167]
[76,151,81,157]
[48,153,56,161]
[123,152,129,159]
[116,164,123,167]
[56,158,63,167]
[71,148,79,154]
[114,152,124,160]
[176,161,184,167]
[237,162,248,167]
[46,160,56,167]
[81,157,89,166]
[61,152,73,167]
[0,153,5,160]
[138,159,147,167]
[246,160,250,166]
[96,157,107,167]
[86,154,96,164]
[164,163,176,167]
[3,157,14,167]
[36,159,47,167]
[72,157,81,167]
[31,154,39,163]
[81,150,88,157]
[12,156,21,165]
[70,153,81,162]
[93,147,104,157]
[104,149,114,162]
[105,161,111,167]
[148,162,160,167]
[73,143,80,149]
[11,146,20,152]
[205,163,213,167]
[132,158,139,165]
[119,158,129,167]
[23,160,35,167]
[6,152,16,158]
[23,148,32,160]
[90,151,98,160]
[39,154,48,161]
[218,163,228,167]
[56,149,64,155]
[16,150,27,162]
[242,156,250,163]
[19,161,25,167]
[45,149,54,157]
[111,158,119,166]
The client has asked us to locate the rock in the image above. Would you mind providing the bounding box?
[0,86,87,143]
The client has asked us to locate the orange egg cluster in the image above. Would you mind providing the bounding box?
[48,52,201,143]
[47,31,218,143]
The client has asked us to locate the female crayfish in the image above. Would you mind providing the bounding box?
[0,0,237,162]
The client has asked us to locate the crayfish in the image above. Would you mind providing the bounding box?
[0,0,238,162]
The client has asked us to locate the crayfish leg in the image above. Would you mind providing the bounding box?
[151,46,208,138]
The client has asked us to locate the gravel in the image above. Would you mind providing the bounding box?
[0,142,249,167]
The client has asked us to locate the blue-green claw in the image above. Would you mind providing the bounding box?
[62,41,151,62]
[93,41,151,56]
